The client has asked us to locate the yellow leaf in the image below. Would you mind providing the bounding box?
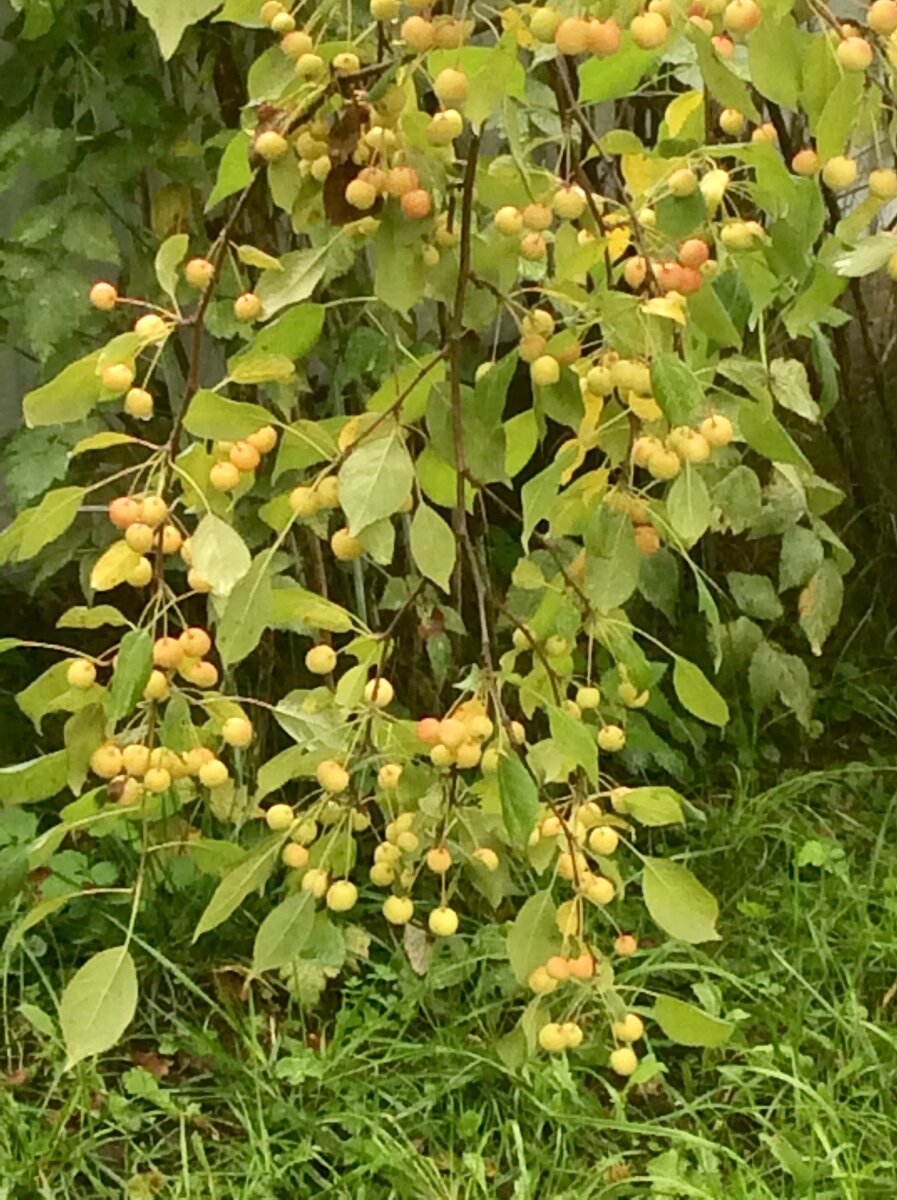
[665,90,703,137]
[90,541,142,592]
[558,437,586,485]
[641,294,688,325]
[627,391,663,422]
[621,153,667,198]
[607,226,631,262]
[579,395,604,438]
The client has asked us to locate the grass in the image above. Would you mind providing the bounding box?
[3,763,897,1198]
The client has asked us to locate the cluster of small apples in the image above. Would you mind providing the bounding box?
[89,282,175,420]
[287,473,374,564]
[622,235,713,298]
[208,425,279,493]
[414,696,514,771]
[105,493,191,590]
[493,184,594,264]
[525,0,758,56]
[86,684,251,803]
[632,412,734,481]
[602,487,662,557]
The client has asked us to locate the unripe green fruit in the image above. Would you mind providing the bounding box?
[270,11,295,33]
[305,644,337,675]
[576,685,600,709]
[332,52,360,74]
[667,167,697,197]
[473,846,499,871]
[428,906,459,936]
[295,53,325,77]
[530,6,561,42]
[597,724,626,752]
[302,868,329,898]
[266,803,294,831]
[326,880,358,912]
[530,355,560,386]
[481,746,501,773]
[255,130,288,160]
[371,0,400,18]
[383,894,414,924]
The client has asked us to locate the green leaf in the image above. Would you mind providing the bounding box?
[747,16,801,109]
[191,513,252,598]
[692,29,760,121]
[183,390,271,441]
[410,502,455,593]
[583,508,640,612]
[738,399,809,467]
[56,604,128,633]
[154,233,188,302]
[833,233,897,278]
[16,486,84,561]
[193,836,283,940]
[237,244,282,271]
[60,945,138,1068]
[65,704,106,795]
[206,130,253,212]
[653,995,733,1047]
[816,72,863,161]
[23,351,102,428]
[0,752,68,806]
[271,587,354,633]
[338,428,414,536]
[0,846,28,905]
[651,354,704,426]
[798,560,843,656]
[233,303,325,372]
[506,890,561,985]
[131,0,222,59]
[367,355,446,422]
[666,466,711,547]
[622,786,685,827]
[252,891,316,974]
[769,359,820,424]
[216,555,274,665]
[578,37,657,103]
[548,706,598,786]
[521,454,567,550]
[230,354,296,385]
[273,419,340,479]
[4,891,82,953]
[256,244,333,317]
[672,656,729,726]
[779,526,824,591]
[498,754,540,846]
[107,628,153,721]
[727,572,784,620]
[642,857,720,943]
[713,465,762,534]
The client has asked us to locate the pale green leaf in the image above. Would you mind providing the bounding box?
[23,352,102,428]
[653,995,733,1047]
[0,752,69,806]
[191,513,252,597]
[253,891,316,974]
[642,857,720,943]
[798,560,843,656]
[183,390,271,441]
[256,244,333,317]
[17,487,85,561]
[548,706,597,785]
[338,428,414,536]
[498,754,540,846]
[666,467,711,547]
[154,232,189,301]
[271,587,355,633]
[216,555,274,665]
[672,656,729,726]
[107,628,153,721]
[60,945,138,1068]
[410,502,455,593]
[131,0,222,59]
[206,130,253,212]
[71,432,138,455]
[193,837,282,940]
[621,786,685,827]
[506,891,561,985]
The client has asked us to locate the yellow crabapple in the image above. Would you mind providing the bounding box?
[401,189,433,219]
[210,461,241,492]
[821,155,857,190]
[102,362,135,393]
[144,766,172,794]
[538,1022,568,1052]
[288,486,322,517]
[199,759,229,789]
[383,894,414,924]
[91,743,122,779]
[179,627,211,659]
[494,206,524,236]
[615,932,638,956]
[153,637,183,670]
[428,906,459,936]
[433,68,468,106]
[528,966,559,994]
[837,35,873,70]
[667,167,697,197]
[724,0,760,31]
[610,1046,639,1076]
[598,724,626,752]
[530,356,560,387]
[519,231,547,260]
[181,746,214,775]
[468,714,494,741]
[316,760,349,794]
[265,803,294,831]
[139,496,168,528]
[589,826,620,855]
[583,875,615,905]
[134,313,167,341]
[480,747,501,773]
[280,29,314,57]
[719,108,746,136]
[143,670,170,702]
[430,744,454,767]
[530,6,561,41]
[326,880,358,912]
[283,843,309,869]
[331,528,363,560]
[646,448,682,480]
[229,441,261,472]
[260,2,286,26]
[302,868,329,898]
[561,1022,583,1048]
[223,717,253,748]
[437,717,466,749]
[124,387,153,419]
[426,846,453,874]
[455,741,482,769]
[630,11,668,48]
[576,686,601,709]
[185,257,215,289]
[378,763,403,790]
[870,168,897,199]
[89,281,118,310]
[473,847,499,871]
[613,1013,645,1043]
[552,185,587,221]
[545,954,570,980]
[188,569,212,593]
[125,523,154,554]
[122,743,150,776]
[568,952,594,979]
[396,830,419,853]
[160,525,182,555]
[183,659,219,688]
[108,496,141,529]
[364,677,394,707]
[509,720,526,744]
[369,862,395,886]
[66,658,96,690]
[305,644,337,675]
[371,0,400,17]
[234,292,262,322]
[554,16,590,54]
[126,558,153,588]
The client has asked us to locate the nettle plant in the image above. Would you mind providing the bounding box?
[0,0,880,1073]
